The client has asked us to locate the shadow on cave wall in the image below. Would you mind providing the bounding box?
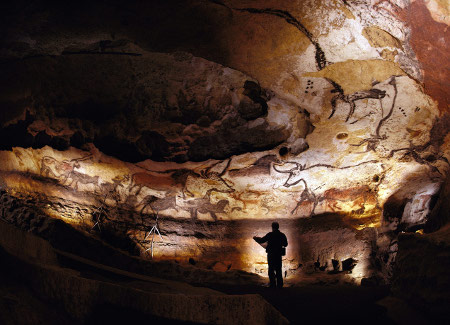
[84,303,198,325]
[188,213,376,280]
[0,111,70,152]
[1,0,234,63]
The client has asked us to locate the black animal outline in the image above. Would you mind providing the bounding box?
[328,87,387,122]
[272,160,379,188]
[350,76,399,152]
[388,142,449,175]
[189,158,235,197]
[228,6,328,70]
[273,160,381,216]
[290,178,319,216]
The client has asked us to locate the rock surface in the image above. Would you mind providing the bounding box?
[0,219,288,324]
[392,224,450,321]
[0,0,449,289]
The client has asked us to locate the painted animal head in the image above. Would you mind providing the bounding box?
[199,158,235,193]
[272,162,305,187]
[216,200,229,211]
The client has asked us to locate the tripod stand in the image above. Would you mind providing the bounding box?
[144,205,163,258]
[91,190,115,231]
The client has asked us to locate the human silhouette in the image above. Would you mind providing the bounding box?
[253,222,288,288]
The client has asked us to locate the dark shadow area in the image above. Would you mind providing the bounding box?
[207,283,393,325]
[0,246,77,325]
[0,110,69,151]
[0,235,202,325]
[85,304,200,325]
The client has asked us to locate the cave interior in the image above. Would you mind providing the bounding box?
[0,0,449,324]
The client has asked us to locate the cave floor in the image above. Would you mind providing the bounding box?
[0,245,432,325]
[206,283,390,325]
[205,282,431,325]
[55,246,401,325]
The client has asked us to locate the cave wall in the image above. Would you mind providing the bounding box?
[0,0,449,284]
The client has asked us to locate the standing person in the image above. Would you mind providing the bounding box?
[253,222,288,288]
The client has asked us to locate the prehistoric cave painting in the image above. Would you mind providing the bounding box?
[136,193,178,215]
[120,159,235,222]
[219,0,414,164]
[303,79,322,98]
[388,143,449,175]
[129,158,234,198]
[290,178,319,216]
[304,79,313,94]
[66,171,100,192]
[372,0,404,16]
[219,3,327,70]
[291,182,378,217]
[185,158,235,197]
[128,168,211,197]
[229,190,262,213]
[39,154,109,193]
[223,0,410,160]
[273,160,380,216]
[40,155,132,197]
[222,0,417,158]
[328,86,387,122]
[272,160,379,188]
[228,154,279,177]
[320,186,377,214]
[346,76,449,175]
[40,154,92,183]
[350,76,398,152]
[182,189,229,221]
[128,171,182,196]
[349,111,376,125]
[99,175,130,203]
[373,77,398,138]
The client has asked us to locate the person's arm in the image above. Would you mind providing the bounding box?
[282,233,288,247]
[253,233,269,244]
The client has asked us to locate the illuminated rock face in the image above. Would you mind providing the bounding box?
[0,0,449,284]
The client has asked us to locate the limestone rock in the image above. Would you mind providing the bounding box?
[0,0,448,287]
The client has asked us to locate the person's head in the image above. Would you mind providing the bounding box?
[272,221,279,231]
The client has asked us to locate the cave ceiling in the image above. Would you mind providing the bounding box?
[0,0,449,281]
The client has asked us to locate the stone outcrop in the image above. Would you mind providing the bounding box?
[1,51,296,162]
[0,219,288,324]
[392,225,450,321]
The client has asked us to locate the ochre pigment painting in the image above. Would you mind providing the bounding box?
[0,0,448,297]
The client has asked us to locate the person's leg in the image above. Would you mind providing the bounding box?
[275,256,283,288]
[267,255,276,288]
